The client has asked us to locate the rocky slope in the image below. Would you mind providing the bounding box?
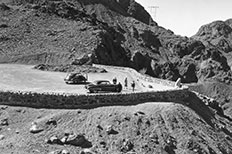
[1,1,232,153]
[193,19,232,56]
[189,81,232,117]
[188,19,232,119]
[0,0,232,84]
[1,92,232,154]
[192,19,232,82]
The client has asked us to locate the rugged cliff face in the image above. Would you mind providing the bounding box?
[0,0,232,84]
[1,1,232,153]
[189,19,232,118]
[193,19,232,69]
[0,0,155,67]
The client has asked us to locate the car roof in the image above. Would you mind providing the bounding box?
[68,72,81,75]
[67,72,84,76]
[93,80,110,84]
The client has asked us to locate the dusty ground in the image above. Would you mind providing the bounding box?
[0,65,232,153]
[1,94,232,154]
[0,1,232,153]
[189,81,232,119]
[0,64,174,94]
[2,0,230,85]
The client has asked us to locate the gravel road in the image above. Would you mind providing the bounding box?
[0,64,173,94]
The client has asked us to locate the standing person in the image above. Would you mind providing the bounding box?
[124,77,128,89]
[131,81,135,92]
[118,82,122,92]
[85,73,88,81]
[113,77,117,84]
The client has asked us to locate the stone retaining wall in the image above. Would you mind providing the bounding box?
[0,64,191,109]
[0,89,190,109]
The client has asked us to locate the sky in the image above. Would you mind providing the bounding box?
[136,0,232,37]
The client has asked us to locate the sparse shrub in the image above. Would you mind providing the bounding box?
[0,3,10,11]
[0,24,8,28]
[0,35,10,41]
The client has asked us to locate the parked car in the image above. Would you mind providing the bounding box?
[64,73,87,84]
[85,80,122,93]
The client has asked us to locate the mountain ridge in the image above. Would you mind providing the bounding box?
[1,1,232,153]
[2,0,231,85]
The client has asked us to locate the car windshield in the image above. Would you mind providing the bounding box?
[77,75,85,79]
[65,73,77,79]
[93,80,110,85]
[99,81,110,85]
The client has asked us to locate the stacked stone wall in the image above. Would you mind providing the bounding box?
[0,64,191,108]
[0,89,190,109]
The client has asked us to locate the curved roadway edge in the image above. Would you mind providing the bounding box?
[0,64,186,94]
[0,89,191,109]
[0,64,190,109]
[93,64,188,90]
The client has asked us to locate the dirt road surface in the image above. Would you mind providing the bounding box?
[0,64,174,94]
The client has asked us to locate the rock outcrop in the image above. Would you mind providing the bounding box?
[192,19,232,82]
[0,0,232,84]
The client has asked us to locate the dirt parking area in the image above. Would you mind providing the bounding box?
[0,64,173,94]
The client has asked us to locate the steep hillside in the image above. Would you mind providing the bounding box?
[1,1,232,153]
[189,19,232,119]
[1,93,232,154]
[0,0,156,67]
[1,0,232,84]
[192,19,232,68]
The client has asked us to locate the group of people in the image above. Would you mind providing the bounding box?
[112,77,135,91]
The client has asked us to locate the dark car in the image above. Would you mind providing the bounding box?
[64,73,87,84]
[85,80,122,93]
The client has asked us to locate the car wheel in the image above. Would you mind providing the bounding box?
[116,88,120,92]
[90,89,98,93]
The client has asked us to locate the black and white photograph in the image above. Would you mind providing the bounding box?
[0,0,232,153]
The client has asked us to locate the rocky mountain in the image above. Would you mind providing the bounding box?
[188,19,232,118]
[193,19,232,54]
[1,1,232,154]
[192,19,232,76]
[0,0,155,67]
[1,0,232,84]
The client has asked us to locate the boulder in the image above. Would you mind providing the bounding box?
[47,136,62,144]
[48,150,61,154]
[0,106,8,110]
[0,3,10,11]
[105,125,118,135]
[29,122,43,134]
[99,141,107,148]
[0,118,8,126]
[79,148,94,154]
[48,150,69,154]
[0,134,5,140]
[65,134,92,148]
[61,149,70,154]
[45,118,57,126]
[120,139,134,152]
[61,136,68,144]
[15,129,20,134]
